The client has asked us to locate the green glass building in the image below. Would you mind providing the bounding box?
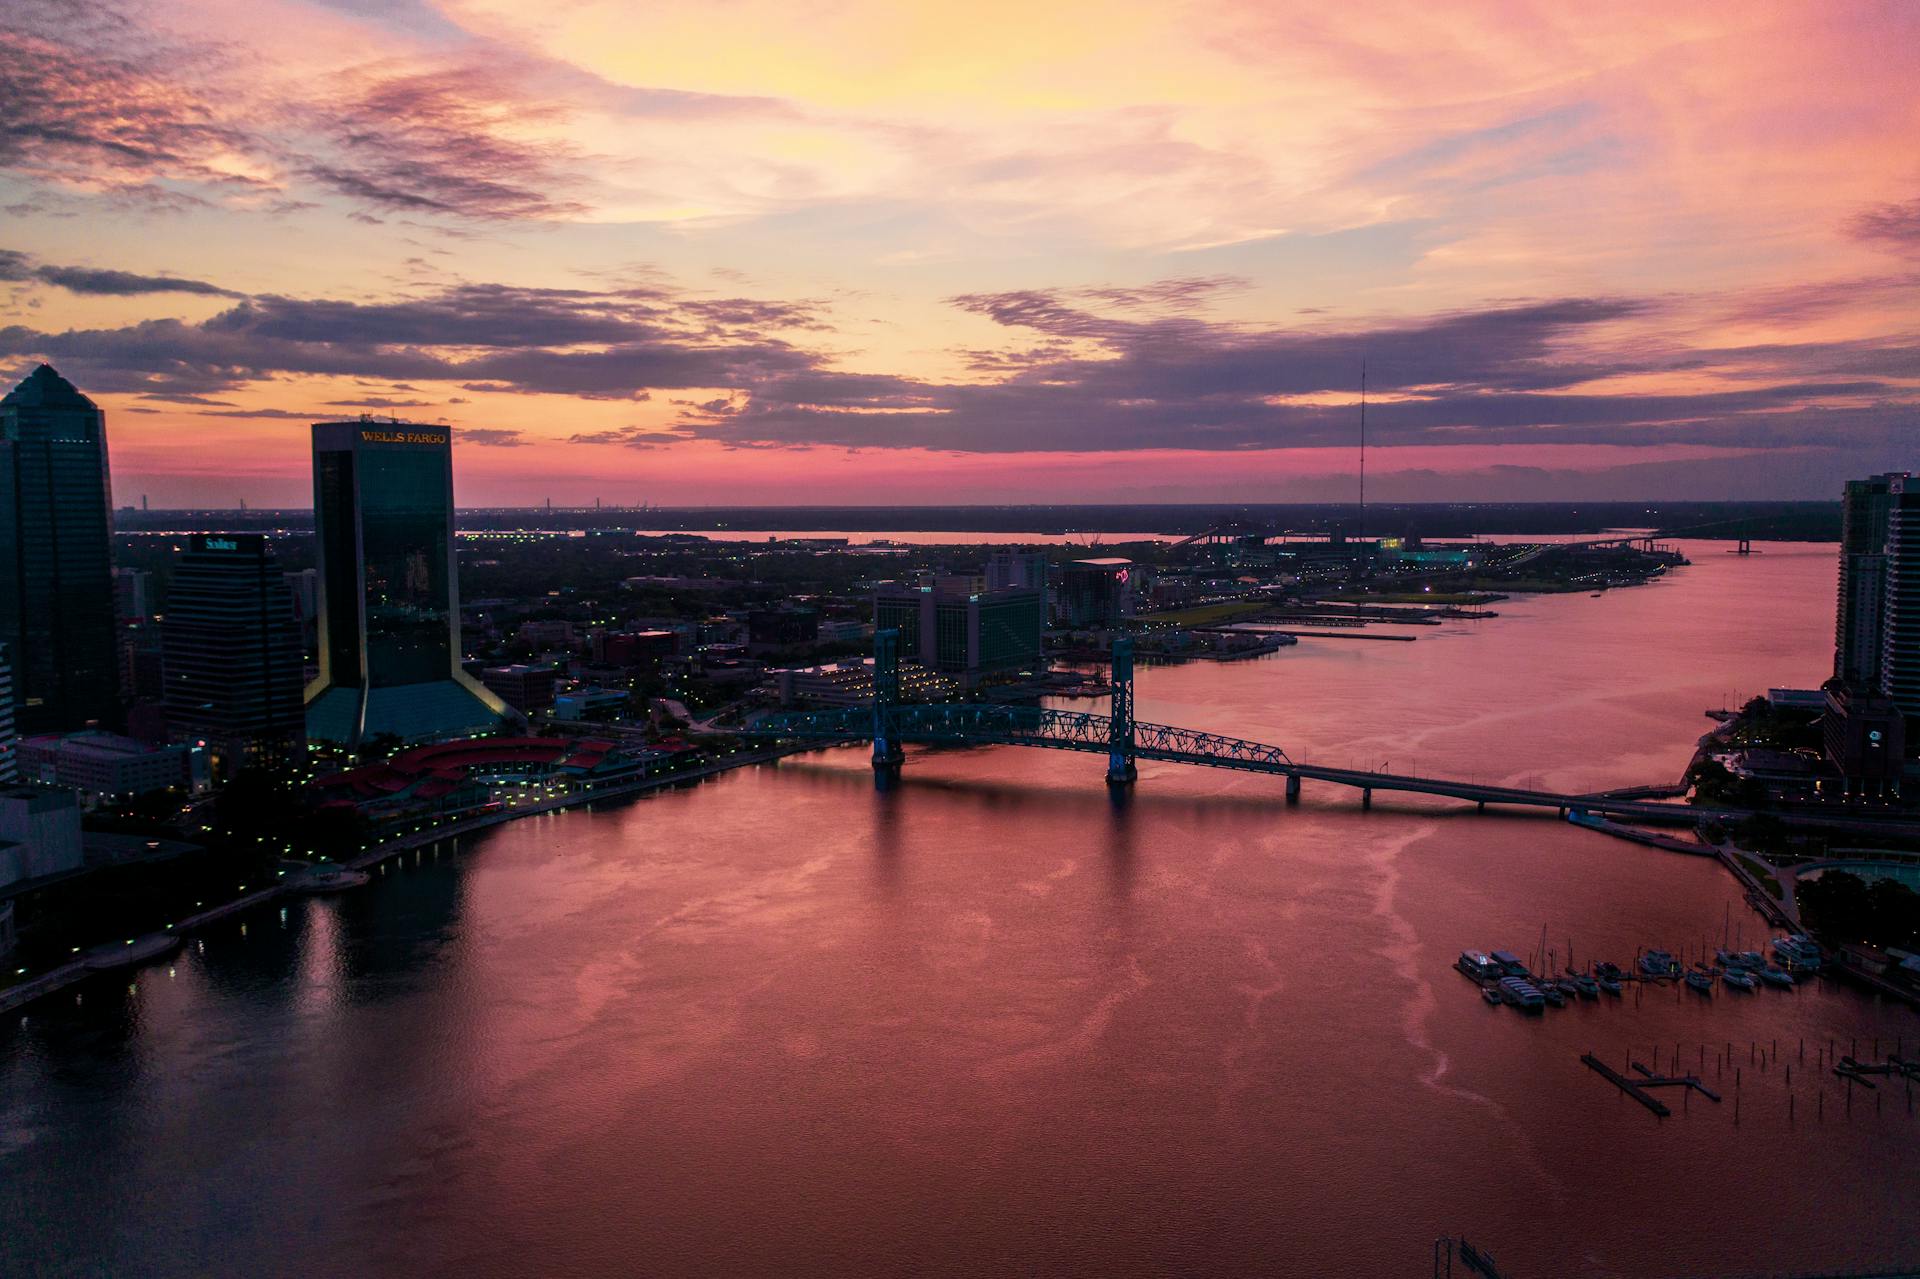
[304,422,507,746]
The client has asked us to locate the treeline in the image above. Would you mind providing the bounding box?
[1799,870,1920,952]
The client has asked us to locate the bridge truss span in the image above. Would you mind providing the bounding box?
[752,702,1296,775]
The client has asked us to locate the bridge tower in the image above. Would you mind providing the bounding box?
[1107,636,1137,785]
[872,627,905,779]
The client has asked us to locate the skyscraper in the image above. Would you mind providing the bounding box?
[0,364,118,732]
[1835,472,1901,687]
[0,644,16,784]
[303,421,507,746]
[1879,474,1920,735]
[162,534,305,776]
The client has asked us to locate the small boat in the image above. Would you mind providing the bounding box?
[1684,969,1715,994]
[1722,968,1757,991]
[1758,967,1795,988]
[1482,986,1503,1005]
[1717,948,1765,970]
[1539,984,1567,1008]
[1639,949,1678,978]
[1597,976,1623,996]
[1593,961,1624,982]
[1772,935,1823,970]
[1566,973,1600,999]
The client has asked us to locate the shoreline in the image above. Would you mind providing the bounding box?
[0,745,816,1017]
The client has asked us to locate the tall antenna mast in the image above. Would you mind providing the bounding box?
[1358,360,1368,539]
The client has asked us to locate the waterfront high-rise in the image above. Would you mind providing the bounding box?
[162,534,306,777]
[1835,473,1902,687]
[303,421,507,746]
[873,581,1045,687]
[0,644,15,784]
[0,364,119,732]
[1878,474,1920,736]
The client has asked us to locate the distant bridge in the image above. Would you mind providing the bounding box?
[745,630,1738,824]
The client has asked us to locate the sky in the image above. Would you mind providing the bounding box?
[1,0,1916,508]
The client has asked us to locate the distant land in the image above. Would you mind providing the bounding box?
[113,501,1840,542]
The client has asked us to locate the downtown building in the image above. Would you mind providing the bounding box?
[873,578,1045,688]
[304,422,508,748]
[1824,471,1913,796]
[0,365,119,732]
[0,644,14,784]
[1059,558,1137,629]
[161,534,306,777]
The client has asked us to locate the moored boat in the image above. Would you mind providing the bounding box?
[1481,986,1502,1005]
[1772,935,1823,970]
[1497,977,1545,1012]
[1758,966,1795,988]
[1490,950,1530,978]
[1597,975,1623,996]
[1638,949,1678,978]
[1457,951,1504,981]
[1722,967,1756,991]
[1684,968,1714,994]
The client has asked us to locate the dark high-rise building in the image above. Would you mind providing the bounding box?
[0,364,118,733]
[1060,558,1136,629]
[872,582,1044,687]
[162,534,305,777]
[0,644,15,784]
[304,421,506,746]
[1835,472,1901,688]
[1879,474,1920,736]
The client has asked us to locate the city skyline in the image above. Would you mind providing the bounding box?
[1,0,1916,508]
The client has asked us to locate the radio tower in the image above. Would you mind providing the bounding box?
[1357,360,1367,540]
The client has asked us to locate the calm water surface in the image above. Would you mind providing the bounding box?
[5,541,1917,1278]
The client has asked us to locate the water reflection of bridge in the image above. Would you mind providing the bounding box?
[746,630,1729,825]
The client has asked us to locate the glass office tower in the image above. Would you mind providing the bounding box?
[0,365,118,733]
[162,534,305,776]
[304,422,506,746]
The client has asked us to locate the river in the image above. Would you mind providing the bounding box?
[4,539,1915,1278]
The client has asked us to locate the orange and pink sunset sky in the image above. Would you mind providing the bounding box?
[2,0,1916,507]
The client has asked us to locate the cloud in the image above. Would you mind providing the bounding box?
[460,427,528,447]
[5,267,1915,465]
[1849,198,1920,255]
[566,425,683,447]
[1,247,238,296]
[0,6,261,200]
[300,64,589,220]
[34,264,239,297]
[0,275,826,401]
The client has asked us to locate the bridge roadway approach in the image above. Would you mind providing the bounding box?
[747,700,1727,824]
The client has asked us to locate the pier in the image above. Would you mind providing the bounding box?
[1582,1053,1724,1116]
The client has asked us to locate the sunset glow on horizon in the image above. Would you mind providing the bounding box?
[3,0,1916,506]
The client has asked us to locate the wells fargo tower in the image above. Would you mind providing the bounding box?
[303,421,506,747]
